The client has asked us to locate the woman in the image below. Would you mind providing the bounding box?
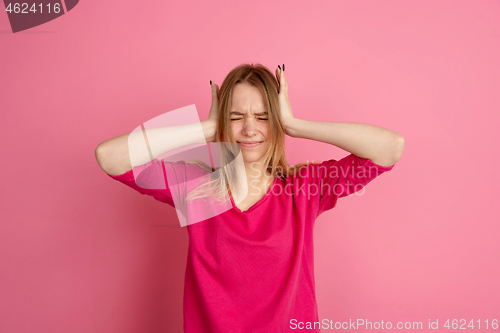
[95,63,405,332]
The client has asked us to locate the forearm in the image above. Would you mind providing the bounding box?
[283,118,405,167]
[96,120,216,176]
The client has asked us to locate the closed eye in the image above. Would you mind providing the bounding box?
[230,118,268,121]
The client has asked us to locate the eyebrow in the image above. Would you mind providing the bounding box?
[230,111,268,116]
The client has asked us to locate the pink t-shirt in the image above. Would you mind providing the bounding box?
[107,153,395,332]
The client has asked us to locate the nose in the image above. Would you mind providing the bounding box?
[241,118,258,136]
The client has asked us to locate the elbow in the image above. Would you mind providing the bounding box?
[391,134,405,164]
[370,133,405,167]
[379,134,405,167]
[95,143,104,163]
[95,143,109,172]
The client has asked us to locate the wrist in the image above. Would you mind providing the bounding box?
[201,120,217,142]
[281,117,300,138]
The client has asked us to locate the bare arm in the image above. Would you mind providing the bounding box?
[274,65,405,167]
[96,82,221,176]
[95,120,217,176]
[283,118,405,167]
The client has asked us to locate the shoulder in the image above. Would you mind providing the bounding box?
[162,159,212,180]
[286,160,330,180]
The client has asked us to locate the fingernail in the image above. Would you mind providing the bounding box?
[278,65,281,70]
[210,80,212,85]
[283,64,285,71]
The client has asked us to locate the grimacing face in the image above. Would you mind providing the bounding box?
[230,82,271,164]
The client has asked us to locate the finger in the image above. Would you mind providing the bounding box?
[279,67,287,86]
[276,66,281,92]
[210,85,218,109]
[211,83,218,98]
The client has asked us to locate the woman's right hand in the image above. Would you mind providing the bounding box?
[204,81,220,142]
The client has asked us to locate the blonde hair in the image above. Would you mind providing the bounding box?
[184,63,318,203]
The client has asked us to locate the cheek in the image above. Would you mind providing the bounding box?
[231,124,239,137]
[260,124,270,140]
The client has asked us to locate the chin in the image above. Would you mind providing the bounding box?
[241,151,266,163]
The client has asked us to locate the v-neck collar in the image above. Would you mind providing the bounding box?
[229,177,278,214]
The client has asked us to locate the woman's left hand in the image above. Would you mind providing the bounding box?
[275,64,295,134]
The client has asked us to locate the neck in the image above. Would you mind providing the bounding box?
[229,157,274,202]
[243,159,273,183]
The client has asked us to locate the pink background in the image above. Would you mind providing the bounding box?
[1,0,499,332]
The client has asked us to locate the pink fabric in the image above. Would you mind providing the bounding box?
[107,153,395,332]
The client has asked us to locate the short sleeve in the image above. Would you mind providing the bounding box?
[107,159,213,210]
[315,153,395,216]
[106,159,176,206]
